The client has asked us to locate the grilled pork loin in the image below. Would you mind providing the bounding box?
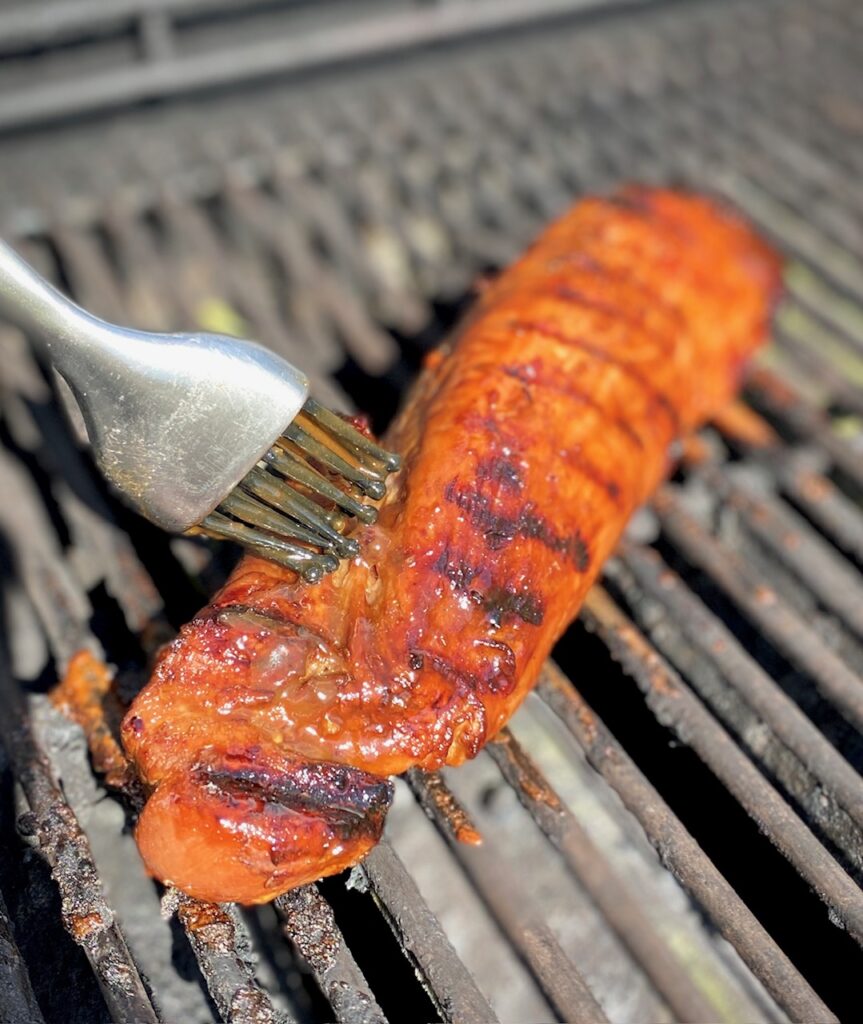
[123,188,780,903]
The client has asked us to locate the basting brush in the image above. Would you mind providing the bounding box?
[0,240,400,581]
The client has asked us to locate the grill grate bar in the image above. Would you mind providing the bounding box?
[781,269,863,365]
[654,487,863,734]
[360,840,498,1024]
[151,192,340,401]
[398,773,618,1016]
[486,728,720,1023]
[705,405,863,570]
[275,886,386,1024]
[220,178,399,378]
[774,307,863,406]
[404,769,483,846]
[718,176,863,310]
[615,546,863,867]
[745,368,863,493]
[0,677,159,1024]
[778,457,863,567]
[176,897,288,1024]
[580,585,863,946]
[536,662,837,1024]
[709,467,863,640]
[434,839,607,1024]
[773,334,863,420]
[0,324,170,640]
[0,0,643,133]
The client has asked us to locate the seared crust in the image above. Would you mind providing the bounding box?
[123,187,780,903]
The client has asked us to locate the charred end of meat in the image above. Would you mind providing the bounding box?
[134,749,393,904]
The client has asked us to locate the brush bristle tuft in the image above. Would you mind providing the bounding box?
[196,402,400,580]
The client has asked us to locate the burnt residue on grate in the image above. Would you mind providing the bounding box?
[1,0,863,1021]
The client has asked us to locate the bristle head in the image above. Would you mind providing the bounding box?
[336,536,361,559]
[362,480,387,501]
[195,403,400,581]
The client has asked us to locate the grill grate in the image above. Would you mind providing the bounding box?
[1,0,863,1020]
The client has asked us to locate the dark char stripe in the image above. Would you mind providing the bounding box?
[502,362,645,453]
[444,480,591,571]
[508,318,680,433]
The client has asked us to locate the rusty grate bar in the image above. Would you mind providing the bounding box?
[777,458,863,566]
[438,842,607,1024]
[536,662,837,1024]
[612,549,863,875]
[745,368,863,492]
[413,771,608,1017]
[275,886,386,1024]
[404,768,483,846]
[403,769,607,1020]
[705,467,863,640]
[0,672,159,1024]
[700,406,863,571]
[176,898,286,1024]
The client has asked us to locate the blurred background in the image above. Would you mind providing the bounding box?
[1,1,863,1022]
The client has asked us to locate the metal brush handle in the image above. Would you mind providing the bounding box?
[0,239,310,532]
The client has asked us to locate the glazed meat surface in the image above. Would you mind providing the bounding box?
[123,188,780,903]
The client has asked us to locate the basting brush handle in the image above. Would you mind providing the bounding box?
[0,239,310,532]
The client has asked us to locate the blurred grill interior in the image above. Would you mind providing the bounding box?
[1,0,863,1021]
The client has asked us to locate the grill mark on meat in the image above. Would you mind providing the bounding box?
[553,283,676,354]
[509,318,681,432]
[605,190,656,218]
[432,547,483,590]
[432,549,544,627]
[502,362,645,452]
[476,455,524,493]
[604,189,695,242]
[561,448,624,507]
[444,481,591,571]
[483,586,544,628]
[554,252,683,307]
